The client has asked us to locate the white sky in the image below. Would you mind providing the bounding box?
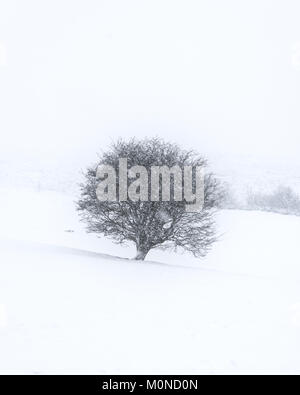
[0,0,300,166]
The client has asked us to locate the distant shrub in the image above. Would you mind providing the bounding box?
[217,182,238,210]
[247,186,300,216]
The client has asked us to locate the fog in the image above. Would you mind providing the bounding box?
[0,0,300,179]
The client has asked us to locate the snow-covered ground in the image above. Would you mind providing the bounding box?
[0,187,300,374]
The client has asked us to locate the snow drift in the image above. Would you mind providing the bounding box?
[0,188,300,374]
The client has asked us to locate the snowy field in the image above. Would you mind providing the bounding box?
[0,187,300,374]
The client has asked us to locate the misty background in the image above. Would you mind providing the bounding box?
[1,0,300,198]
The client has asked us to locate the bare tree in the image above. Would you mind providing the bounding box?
[77,138,221,260]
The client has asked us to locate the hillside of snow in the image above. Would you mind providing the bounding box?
[0,187,300,374]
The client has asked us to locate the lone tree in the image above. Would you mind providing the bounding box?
[77,138,221,260]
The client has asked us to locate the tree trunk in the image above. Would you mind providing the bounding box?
[134,248,149,261]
